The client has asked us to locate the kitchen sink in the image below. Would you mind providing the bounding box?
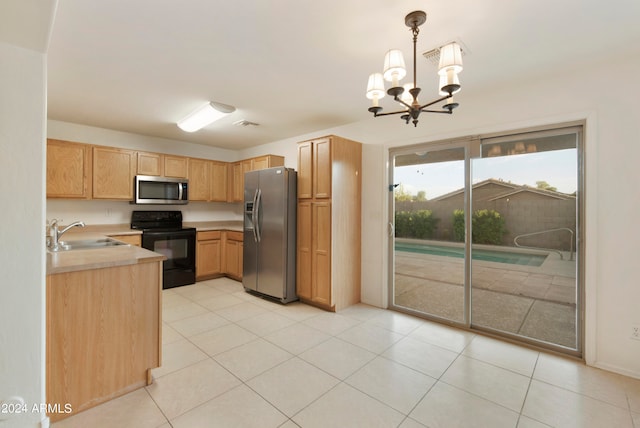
[53,238,130,251]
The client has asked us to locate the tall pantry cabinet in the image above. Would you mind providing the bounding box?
[296,135,362,311]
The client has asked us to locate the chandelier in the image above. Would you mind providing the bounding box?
[366,11,463,127]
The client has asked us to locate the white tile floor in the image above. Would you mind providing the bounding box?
[52,278,640,428]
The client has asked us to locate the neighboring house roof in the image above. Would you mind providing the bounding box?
[486,187,575,201]
[430,179,517,201]
[430,178,575,202]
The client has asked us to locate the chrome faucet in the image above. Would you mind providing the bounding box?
[48,219,85,251]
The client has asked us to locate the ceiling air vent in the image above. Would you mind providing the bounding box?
[233,119,260,127]
[422,38,469,66]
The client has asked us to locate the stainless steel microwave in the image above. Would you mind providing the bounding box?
[133,175,189,204]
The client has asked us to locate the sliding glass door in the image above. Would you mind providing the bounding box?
[470,130,579,349]
[391,145,467,324]
[389,125,582,354]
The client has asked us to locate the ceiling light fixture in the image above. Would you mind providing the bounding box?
[366,10,463,127]
[177,101,236,132]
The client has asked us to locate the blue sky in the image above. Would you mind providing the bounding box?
[394,149,577,199]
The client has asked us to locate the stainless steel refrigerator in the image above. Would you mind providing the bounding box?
[243,167,297,303]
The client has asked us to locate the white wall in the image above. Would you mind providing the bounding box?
[46,199,242,226]
[48,120,239,161]
[357,56,640,378]
[239,138,299,169]
[249,55,640,378]
[43,37,640,380]
[0,41,48,427]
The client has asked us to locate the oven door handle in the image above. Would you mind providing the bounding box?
[254,188,262,243]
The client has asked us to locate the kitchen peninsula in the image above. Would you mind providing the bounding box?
[46,237,164,422]
[45,219,244,421]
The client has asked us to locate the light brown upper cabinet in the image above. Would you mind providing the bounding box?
[188,158,210,201]
[252,155,274,170]
[295,135,362,312]
[228,162,243,203]
[164,155,189,178]
[92,146,136,200]
[47,139,92,199]
[136,151,163,176]
[210,161,228,202]
[228,155,285,202]
[189,158,229,202]
[46,140,284,205]
[256,155,284,170]
[297,138,331,199]
[137,152,189,179]
[297,141,313,199]
[313,139,332,199]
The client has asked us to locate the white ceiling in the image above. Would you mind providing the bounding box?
[44,0,640,150]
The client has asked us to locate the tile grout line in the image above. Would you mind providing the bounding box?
[275,317,414,426]
[423,335,533,421]
[515,350,540,427]
[158,280,634,427]
[141,386,172,427]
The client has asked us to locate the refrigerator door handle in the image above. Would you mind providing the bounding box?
[251,189,259,243]
[254,188,262,243]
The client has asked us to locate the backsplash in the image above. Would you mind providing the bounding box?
[46,199,243,226]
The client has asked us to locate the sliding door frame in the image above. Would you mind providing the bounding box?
[387,121,585,357]
[388,137,475,329]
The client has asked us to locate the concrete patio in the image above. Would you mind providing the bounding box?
[394,245,578,348]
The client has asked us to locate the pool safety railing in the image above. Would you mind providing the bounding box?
[513,228,574,261]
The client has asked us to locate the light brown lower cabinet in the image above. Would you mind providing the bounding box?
[295,135,362,312]
[196,231,222,280]
[223,231,243,280]
[108,234,141,246]
[297,201,332,307]
[196,230,243,281]
[46,260,162,422]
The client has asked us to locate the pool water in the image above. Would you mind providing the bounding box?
[395,242,547,267]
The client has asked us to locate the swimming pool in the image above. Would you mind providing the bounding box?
[395,241,547,267]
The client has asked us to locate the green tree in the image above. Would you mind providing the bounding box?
[394,184,413,201]
[452,209,507,244]
[415,190,427,201]
[536,180,557,192]
[472,209,507,245]
[452,209,465,242]
[395,210,439,239]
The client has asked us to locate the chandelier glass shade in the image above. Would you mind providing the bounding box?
[366,10,463,127]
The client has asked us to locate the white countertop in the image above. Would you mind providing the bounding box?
[46,221,243,274]
[46,232,164,275]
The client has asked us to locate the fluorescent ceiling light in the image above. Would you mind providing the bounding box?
[177,101,236,132]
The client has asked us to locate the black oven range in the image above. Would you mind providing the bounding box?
[131,210,196,289]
